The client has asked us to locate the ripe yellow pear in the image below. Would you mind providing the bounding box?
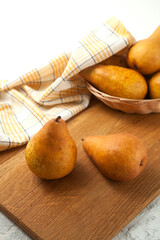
[80,65,147,99]
[25,116,77,179]
[101,54,128,68]
[127,26,160,75]
[83,134,147,182]
[148,71,160,98]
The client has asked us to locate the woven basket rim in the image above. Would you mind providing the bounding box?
[85,81,160,103]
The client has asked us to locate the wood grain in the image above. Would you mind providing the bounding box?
[1,98,160,240]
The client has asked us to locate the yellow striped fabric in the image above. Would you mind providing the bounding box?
[0,17,135,151]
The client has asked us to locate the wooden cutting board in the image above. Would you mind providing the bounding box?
[1,97,160,240]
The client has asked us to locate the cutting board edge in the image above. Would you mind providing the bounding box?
[1,188,160,240]
[111,188,160,239]
[0,204,41,240]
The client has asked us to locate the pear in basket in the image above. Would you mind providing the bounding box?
[148,71,160,98]
[127,26,160,75]
[80,65,147,99]
[101,54,128,68]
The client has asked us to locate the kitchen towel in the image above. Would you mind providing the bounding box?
[0,17,135,151]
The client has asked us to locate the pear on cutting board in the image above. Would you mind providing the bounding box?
[127,26,160,75]
[25,116,77,179]
[83,133,147,182]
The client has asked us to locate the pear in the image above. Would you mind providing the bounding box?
[148,71,160,98]
[25,116,77,179]
[80,65,147,99]
[127,26,160,75]
[101,54,128,68]
[83,134,147,182]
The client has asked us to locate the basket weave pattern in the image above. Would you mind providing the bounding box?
[86,81,160,114]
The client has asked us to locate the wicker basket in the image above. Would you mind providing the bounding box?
[86,81,160,114]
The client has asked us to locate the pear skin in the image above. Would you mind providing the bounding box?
[127,26,160,75]
[80,65,147,99]
[148,71,160,98]
[101,54,128,68]
[83,134,147,182]
[25,116,77,179]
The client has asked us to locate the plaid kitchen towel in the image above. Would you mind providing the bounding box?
[0,17,135,151]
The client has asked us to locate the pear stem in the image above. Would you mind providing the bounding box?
[56,116,61,122]
[140,159,144,166]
